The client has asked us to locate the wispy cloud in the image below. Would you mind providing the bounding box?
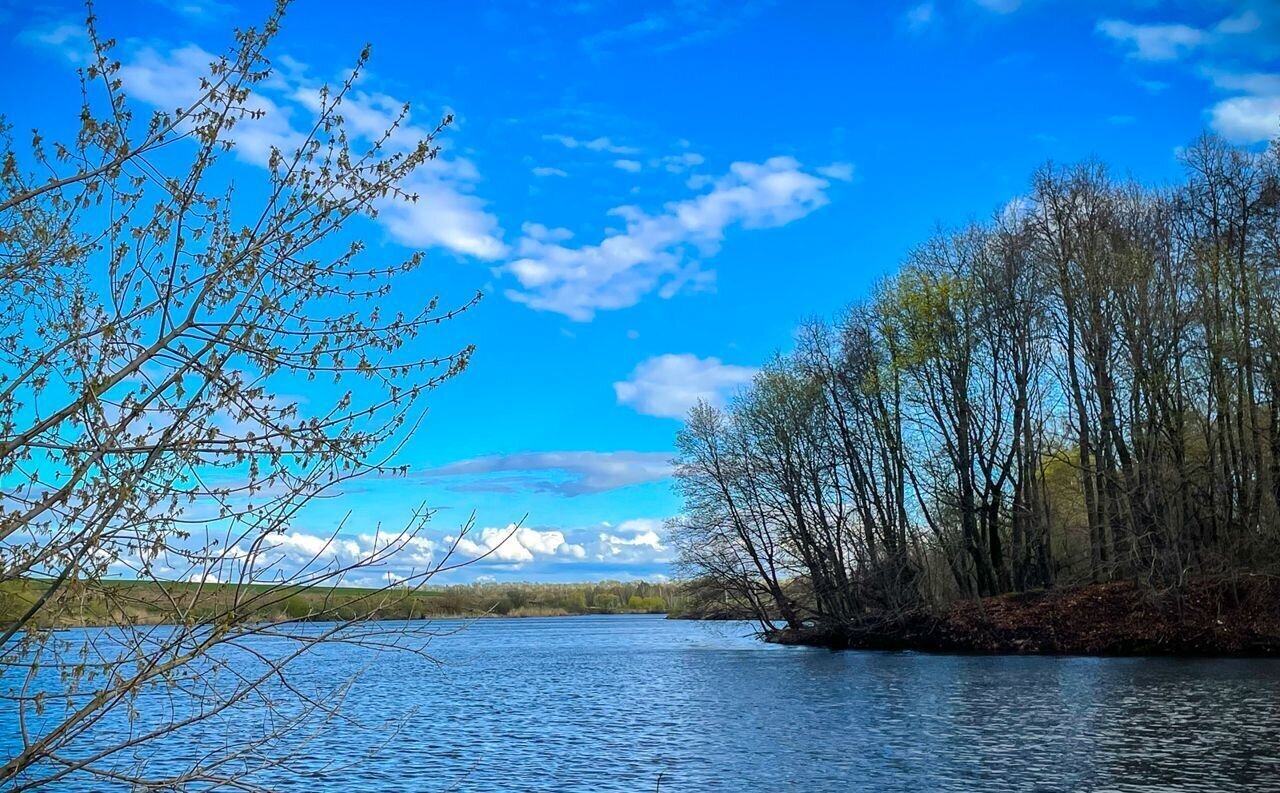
[651,151,705,173]
[1096,20,1207,61]
[615,354,756,420]
[532,166,569,177]
[29,36,508,260]
[504,156,841,320]
[1096,11,1261,62]
[416,451,674,495]
[17,21,89,62]
[905,2,936,33]
[972,0,1020,14]
[543,133,640,155]
[580,2,774,56]
[1094,4,1280,144]
[152,0,233,22]
[817,162,854,181]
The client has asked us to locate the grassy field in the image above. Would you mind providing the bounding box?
[1,578,683,628]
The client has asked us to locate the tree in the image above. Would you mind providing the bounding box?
[672,128,1280,639]
[0,5,492,789]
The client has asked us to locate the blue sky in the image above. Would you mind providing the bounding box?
[3,0,1277,583]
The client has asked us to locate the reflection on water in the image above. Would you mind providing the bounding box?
[5,614,1280,791]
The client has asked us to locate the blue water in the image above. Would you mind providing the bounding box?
[6,614,1280,791]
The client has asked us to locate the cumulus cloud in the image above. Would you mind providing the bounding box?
[447,525,586,565]
[1206,71,1280,144]
[614,354,756,419]
[505,156,840,320]
[417,450,673,495]
[613,158,643,173]
[125,529,444,586]
[107,520,659,585]
[377,167,508,260]
[595,518,669,563]
[1210,91,1280,144]
[86,42,508,260]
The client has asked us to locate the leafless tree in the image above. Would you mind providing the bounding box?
[1,4,498,788]
[673,129,1280,635]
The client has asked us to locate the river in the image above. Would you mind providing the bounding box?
[5,614,1280,791]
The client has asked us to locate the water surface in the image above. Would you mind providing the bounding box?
[6,614,1280,791]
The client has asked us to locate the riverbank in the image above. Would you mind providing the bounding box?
[1,579,675,629]
[762,578,1280,656]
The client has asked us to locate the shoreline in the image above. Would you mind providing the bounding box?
[750,579,1280,658]
[38,609,668,631]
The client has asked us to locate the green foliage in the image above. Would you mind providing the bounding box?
[6,579,684,627]
[283,595,311,619]
[626,595,666,612]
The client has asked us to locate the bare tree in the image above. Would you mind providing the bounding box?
[672,129,1280,639]
[1,4,496,789]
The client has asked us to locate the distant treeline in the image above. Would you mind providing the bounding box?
[0,579,685,628]
[672,133,1280,633]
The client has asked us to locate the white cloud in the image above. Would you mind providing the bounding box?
[161,0,233,21]
[1210,92,1280,143]
[613,158,643,173]
[505,156,838,320]
[1204,71,1280,144]
[1217,11,1262,36]
[1096,19,1206,61]
[817,162,854,181]
[377,167,508,260]
[543,134,639,155]
[104,517,671,583]
[19,22,89,62]
[973,0,1020,13]
[614,354,756,420]
[905,2,936,32]
[595,518,668,562]
[652,151,705,173]
[107,43,507,260]
[1092,7,1279,143]
[417,450,673,495]
[532,166,569,177]
[1210,72,1280,96]
[1096,10,1263,63]
[267,531,365,561]
[449,525,586,565]
[240,524,589,577]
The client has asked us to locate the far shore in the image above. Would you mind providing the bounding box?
[1,579,677,632]
[39,609,670,631]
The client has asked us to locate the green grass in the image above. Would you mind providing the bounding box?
[1,578,685,628]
